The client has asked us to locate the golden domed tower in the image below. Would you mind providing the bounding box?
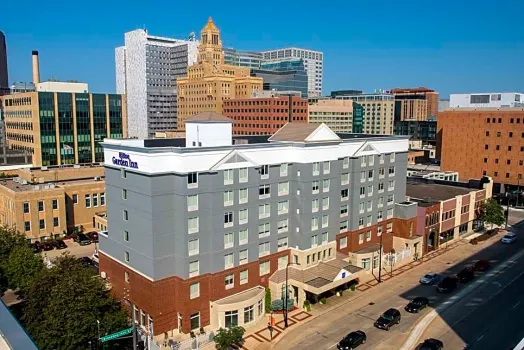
[197,17,224,66]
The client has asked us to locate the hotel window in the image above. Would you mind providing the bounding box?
[323,179,330,192]
[259,242,270,257]
[188,239,199,256]
[387,208,394,219]
[124,231,129,241]
[240,270,248,285]
[377,226,383,236]
[125,251,130,262]
[278,182,289,195]
[188,194,198,211]
[368,185,373,196]
[361,156,366,167]
[360,171,366,183]
[258,223,270,238]
[85,195,91,208]
[190,313,200,331]
[225,274,234,289]
[311,217,319,231]
[378,182,384,192]
[359,217,364,227]
[312,162,320,175]
[224,191,234,206]
[321,232,328,245]
[260,261,270,276]
[360,187,365,197]
[190,283,200,299]
[23,202,29,214]
[24,221,30,232]
[368,155,374,166]
[280,163,288,176]
[323,161,330,174]
[125,271,129,283]
[341,189,349,200]
[379,167,385,177]
[366,231,371,242]
[343,157,349,168]
[340,220,348,232]
[123,210,128,221]
[239,209,248,225]
[278,200,289,214]
[341,204,349,217]
[224,169,234,185]
[368,170,374,181]
[389,153,395,162]
[239,168,248,183]
[278,237,288,251]
[358,233,364,244]
[53,217,59,227]
[52,199,58,210]
[312,199,319,212]
[340,236,347,248]
[224,254,234,269]
[37,200,44,212]
[387,194,394,205]
[312,181,319,193]
[341,173,349,185]
[388,167,395,176]
[388,180,395,191]
[224,212,234,227]
[239,188,248,204]
[122,189,127,200]
[311,235,319,248]
[187,172,198,188]
[367,215,372,226]
[188,217,199,233]
[239,249,248,265]
[277,219,289,233]
[72,194,78,204]
[260,165,269,178]
[322,214,329,228]
[322,197,329,210]
[121,169,127,179]
[100,192,105,206]
[93,194,99,207]
[224,232,234,249]
[259,184,271,198]
[259,203,271,218]
[379,154,384,164]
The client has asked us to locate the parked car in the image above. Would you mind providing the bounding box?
[416,338,444,350]
[419,273,441,285]
[78,257,94,266]
[53,240,67,249]
[337,330,367,349]
[474,259,490,272]
[75,233,91,246]
[41,241,54,251]
[457,267,475,283]
[87,231,99,243]
[437,276,458,293]
[405,297,429,313]
[374,308,401,331]
[501,232,517,244]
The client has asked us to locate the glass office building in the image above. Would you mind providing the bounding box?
[223,48,263,69]
[251,59,308,98]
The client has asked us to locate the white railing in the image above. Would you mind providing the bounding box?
[166,332,214,350]
[384,249,411,266]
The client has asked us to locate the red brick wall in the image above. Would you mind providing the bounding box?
[337,219,395,255]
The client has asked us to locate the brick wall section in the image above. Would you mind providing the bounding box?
[100,249,289,334]
[337,220,395,254]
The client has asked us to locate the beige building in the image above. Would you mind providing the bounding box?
[335,93,395,134]
[308,99,354,132]
[1,91,127,167]
[0,164,106,241]
[397,99,428,121]
[176,18,263,132]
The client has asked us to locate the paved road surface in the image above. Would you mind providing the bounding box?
[284,232,524,350]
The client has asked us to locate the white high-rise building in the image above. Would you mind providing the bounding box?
[115,29,199,139]
[262,47,323,97]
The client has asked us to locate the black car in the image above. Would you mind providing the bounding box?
[337,330,366,349]
[405,297,429,313]
[41,241,54,251]
[87,231,99,243]
[457,267,475,283]
[437,276,458,293]
[374,308,401,331]
[53,240,67,249]
[75,233,92,246]
[78,257,94,266]
[416,338,444,350]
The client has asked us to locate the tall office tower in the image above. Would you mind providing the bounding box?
[176,18,263,132]
[262,48,323,97]
[390,88,439,121]
[223,48,263,69]
[335,92,395,134]
[99,120,418,336]
[0,31,8,95]
[115,29,199,139]
[251,58,308,98]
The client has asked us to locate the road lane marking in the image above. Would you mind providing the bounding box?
[477,334,485,341]
[513,301,521,309]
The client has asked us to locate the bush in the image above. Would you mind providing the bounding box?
[270,298,294,311]
[265,287,271,313]
[350,284,356,292]
[319,297,327,304]
[470,238,478,245]
[303,300,311,311]
[213,326,245,350]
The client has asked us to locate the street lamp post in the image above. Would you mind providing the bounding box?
[378,232,383,283]
[284,262,300,328]
[505,192,510,229]
[97,320,101,350]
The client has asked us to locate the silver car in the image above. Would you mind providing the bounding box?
[501,233,517,244]
[419,272,441,285]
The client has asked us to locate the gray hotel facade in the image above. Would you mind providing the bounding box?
[99,116,420,336]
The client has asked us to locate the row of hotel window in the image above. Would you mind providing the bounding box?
[24,218,60,232]
[21,193,106,214]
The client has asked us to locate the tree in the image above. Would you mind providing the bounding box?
[265,287,272,313]
[3,245,44,293]
[213,326,245,350]
[0,226,27,266]
[481,198,505,228]
[22,255,129,350]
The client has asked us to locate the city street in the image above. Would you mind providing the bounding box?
[272,225,524,350]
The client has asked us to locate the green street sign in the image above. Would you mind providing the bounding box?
[100,328,132,343]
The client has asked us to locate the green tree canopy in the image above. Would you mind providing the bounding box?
[481,198,505,228]
[0,226,27,265]
[213,326,245,350]
[3,245,44,293]
[22,254,129,350]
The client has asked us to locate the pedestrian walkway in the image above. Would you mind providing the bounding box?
[237,240,467,350]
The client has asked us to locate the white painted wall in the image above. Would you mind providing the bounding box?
[450,92,524,108]
[36,81,88,93]
[186,122,232,148]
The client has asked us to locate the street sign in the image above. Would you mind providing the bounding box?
[100,328,133,343]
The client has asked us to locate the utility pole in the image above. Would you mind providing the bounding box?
[505,192,510,229]
[378,233,383,283]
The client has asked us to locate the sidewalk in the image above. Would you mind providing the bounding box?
[239,232,504,350]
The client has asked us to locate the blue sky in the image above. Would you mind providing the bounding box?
[2,0,523,97]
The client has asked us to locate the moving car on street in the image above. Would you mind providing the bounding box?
[419,273,441,285]
[337,330,367,349]
[501,232,517,244]
[405,297,429,313]
[457,267,475,283]
[416,338,444,350]
[374,308,401,331]
[437,276,458,293]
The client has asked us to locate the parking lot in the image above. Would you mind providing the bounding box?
[42,239,97,260]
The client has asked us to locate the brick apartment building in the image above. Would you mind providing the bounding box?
[222,93,308,135]
[438,108,524,192]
